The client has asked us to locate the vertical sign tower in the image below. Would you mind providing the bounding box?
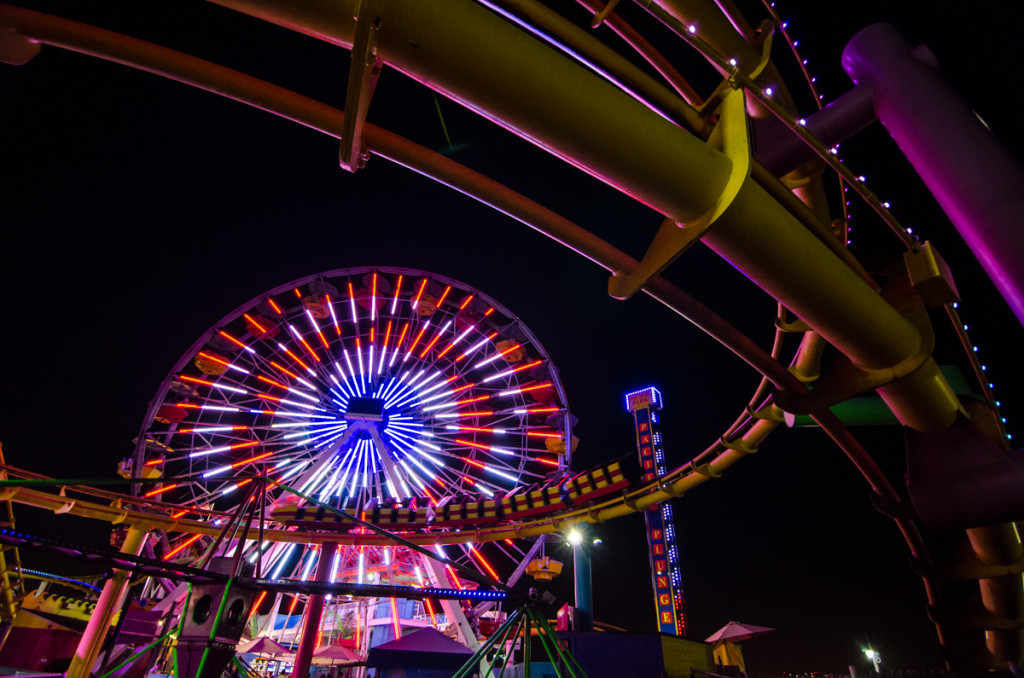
[625,386,687,636]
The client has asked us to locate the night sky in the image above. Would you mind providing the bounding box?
[2,0,1023,674]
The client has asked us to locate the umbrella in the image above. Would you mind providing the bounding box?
[237,636,291,656]
[705,621,775,645]
[366,628,473,670]
[312,644,364,667]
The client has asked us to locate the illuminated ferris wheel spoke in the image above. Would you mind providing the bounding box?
[139,267,575,588]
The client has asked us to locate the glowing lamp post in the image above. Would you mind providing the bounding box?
[567,526,593,632]
[863,648,881,673]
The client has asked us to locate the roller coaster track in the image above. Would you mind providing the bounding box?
[2,1,1023,671]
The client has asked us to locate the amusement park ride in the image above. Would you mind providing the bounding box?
[2,0,1024,676]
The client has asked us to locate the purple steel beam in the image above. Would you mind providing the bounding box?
[753,84,876,177]
[842,23,1024,328]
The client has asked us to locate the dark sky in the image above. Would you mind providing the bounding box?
[2,0,1023,674]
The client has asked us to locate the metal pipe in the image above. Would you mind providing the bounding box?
[206,0,956,432]
[842,23,1024,328]
[66,527,148,678]
[209,0,734,222]
[753,84,876,176]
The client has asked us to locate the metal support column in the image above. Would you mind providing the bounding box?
[67,526,148,678]
[292,542,338,678]
[572,537,593,632]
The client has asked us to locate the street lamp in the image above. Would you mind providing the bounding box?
[863,648,881,673]
[565,526,592,631]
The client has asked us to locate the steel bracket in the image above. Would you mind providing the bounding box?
[339,0,384,172]
[608,86,751,299]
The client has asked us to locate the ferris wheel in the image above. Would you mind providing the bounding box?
[133,266,575,587]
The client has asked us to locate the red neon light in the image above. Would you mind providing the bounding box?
[484,308,495,317]
[372,273,378,319]
[179,425,246,434]
[469,545,499,580]
[393,275,403,308]
[451,410,493,417]
[257,393,283,403]
[243,314,268,334]
[517,382,553,393]
[459,294,474,310]
[412,278,428,307]
[318,330,330,350]
[145,483,178,498]
[521,407,559,413]
[455,395,490,406]
[435,285,451,308]
[369,327,375,343]
[390,598,402,639]
[498,359,543,377]
[280,346,312,371]
[445,565,463,590]
[267,298,283,315]
[497,343,522,358]
[454,439,491,453]
[382,321,392,350]
[436,340,458,360]
[421,486,437,504]
[451,382,476,395]
[459,456,486,469]
[218,330,249,350]
[179,375,214,387]
[144,458,164,466]
[424,597,438,625]
[295,333,322,363]
[536,457,560,466]
[231,451,272,467]
[270,361,300,379]
[163,533,201,559]
[355,605,362,648]
[525,431,562,438]
[198,351,232,367]
[230,441,260,451]
[257,375,287,390]
[294,288,303,299]
[418,330,444,358]
[250,591,267,619]
[408,325,429,356]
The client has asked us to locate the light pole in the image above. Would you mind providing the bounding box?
[567,527,593,632]
[863,648,882,673]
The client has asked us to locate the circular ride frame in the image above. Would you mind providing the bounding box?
[2,0,1023,671]
[136,266,573,513]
